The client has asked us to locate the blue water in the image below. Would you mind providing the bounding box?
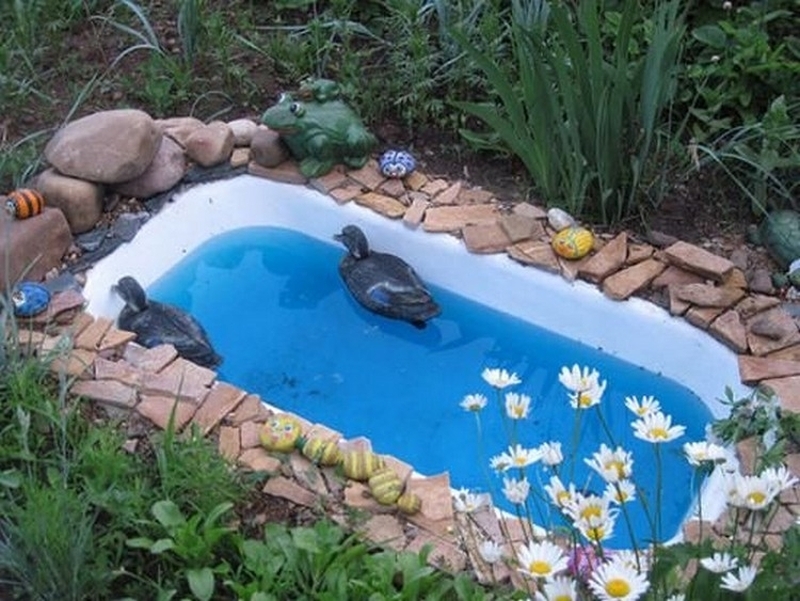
[149,226,712,547]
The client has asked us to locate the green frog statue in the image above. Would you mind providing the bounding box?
[748,209,800,288]
[261,78,377,178]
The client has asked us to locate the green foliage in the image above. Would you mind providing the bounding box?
[453,0,686,223]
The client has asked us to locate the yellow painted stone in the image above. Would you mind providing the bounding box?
[259,414,302,452]
[341,449,385,481]
[368,467,403,505]
[396,492,422,515]
[301,437,342,466]
[552,226,594,260]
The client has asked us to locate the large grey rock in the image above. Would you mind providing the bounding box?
[251,125,289,168]
[115,136,187,198]
[0,207,72,288]
[157,116,205,147]
[44,109,160,184]
[34,168,105,234]
[184,121,234,167]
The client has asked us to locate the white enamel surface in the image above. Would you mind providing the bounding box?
[84,174,749,419]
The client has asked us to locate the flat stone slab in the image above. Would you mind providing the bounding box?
[663,240,735,282]
[710,310,748,353]
[507,240,560,273]
[192,381,247,435]
[263,475,319,508]
[71,379,138,408]
[674,283,746,308]
[462,222,511,254]
[136,394,197,430]
[760,375,800,414]
[738,355,800,384]
[354,192,406,218]
[602,258,666,300]
[579,232,627,282]
[422,204,498,233]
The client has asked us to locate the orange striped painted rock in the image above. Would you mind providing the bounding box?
[5,189,45,219]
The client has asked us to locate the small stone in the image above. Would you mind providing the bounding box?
[513,202,547,220]
[546,207,577,231]
[250,126,289,168]
[748,268,774,294]
[626,243,654,265]
[227,118,258,146]
[403,170,428,191]
[229,147,250,168]
[420,178,449,196]
[432,181,462,205]
[747,308,800,355]
[685,305,725,330]
[248,160,308,185]
[184,121,234,167]
[402,197,428,228]
[378,177,406,199]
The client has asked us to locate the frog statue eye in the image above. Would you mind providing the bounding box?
[289,102,305,117]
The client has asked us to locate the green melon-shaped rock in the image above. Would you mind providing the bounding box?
[753,210,800,270]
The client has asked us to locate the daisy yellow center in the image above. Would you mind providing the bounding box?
[556,491,571,505]
[649,427,668,439]
[605,578,631,598]
[554,596,572,601]
[605,460,625,478]
[514,457,526,466]
[528,560,552,576]
[579,393,593,407]
[513,406,525,417]
[747,491,766,505]
[587,526,605,541]
[581,506,602,520]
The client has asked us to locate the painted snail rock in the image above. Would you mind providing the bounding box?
[552,226,595,260]
[12,282,51,317]
[341,448,386,481]
[395,491,422,515]
[368,466,404,505]
[300,436,342,466]
[259,414,303,453]
[379,150,417,179]
[5,189,45,219]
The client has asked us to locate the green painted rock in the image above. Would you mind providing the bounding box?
[749,210,800,271]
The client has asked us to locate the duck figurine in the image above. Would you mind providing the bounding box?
[334,225,441,329]
[112,276,222,369]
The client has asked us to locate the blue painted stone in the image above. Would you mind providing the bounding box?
[379,150,417,179]
[12,282,51,317]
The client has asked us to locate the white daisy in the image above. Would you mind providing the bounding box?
[452,488,486,513]
[665,595,685,601]
[544,475,576,510]
[631,411,685,443]
[720,564,757,592]
[516,540,569,580]
[575,513,617,544]
[505,392,531,419]
[489,452,513,472]
[539,441,564,467]
[605,479,636,505]
[725,472,780,511]
[534,575,577,601]
[585,444,634,483]
[761,463,799,493]
[460,393,487,412]
[568,379,606,409]
[588,554,650,601]
[566,492,612,522]
[482,368,521,389]
[624,395,661,417]
[478,539,504,564]
[558,364,603,392]
[506,443,542,469]
[503,476,531,505]
[699,551,738,573]
[683,441,727,466]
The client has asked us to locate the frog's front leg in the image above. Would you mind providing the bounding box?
[300,133,336,177]
[342,126,376,169]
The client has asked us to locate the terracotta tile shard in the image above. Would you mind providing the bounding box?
[75,316,113,350]
[422,204,498,233]
[309,167,349,193]
[383,455,414,486]
[346,161,385,190]
[685,305,725,330]
[735,294,781,320]
[97,327,137,351]
[329,184,363,204]
[240,420,264,449]
[192,381,247,435]
[288,454,329,496]
[32,288,85,324]
[663,240,735,282]
[248,160,308,185]
[127,343,179,372]
[747,308,800,355]
[361,514,406,548]
[724,268,748,289]
[229,147,250,168]
[507,240,561,273]
[626,243,654,265]
[407,472,453,523]
[65,311,95,338]
[402,197,429,228]
[512,202,547,220]
[403,170,428,191]
[738,355,800,384]
[141,358,216,401]
[344,481,382,511]
[651,265,706,289]
[404,535,467,573]
[378,177,406,199]
[93,356,144,386]
[760,375,800,414]
[602,258,666,301]
[354,192,406,219]
[710,310,749,353]
[462,222,511,254]
[674,283,746,308]
[767,344,800,362]
[421,178,449,196]
[239,448,282,473]
[137,394,197,430]
[263,476,319,508]
[579,232,628,283]
[432,181,462,205]
[499,213,544,243]
[218,426,241,460]
[226,394,271,425]
[48,348,97,378]
[72,379,138,408]
[458,187,494,205]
